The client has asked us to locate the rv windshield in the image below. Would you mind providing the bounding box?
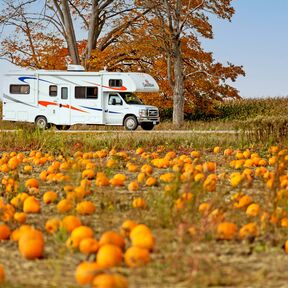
[120,92,143,105]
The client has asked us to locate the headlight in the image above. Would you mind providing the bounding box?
[139,109,148,117]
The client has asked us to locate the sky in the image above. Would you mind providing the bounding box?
[202,0,288,98]
[0,0,288,98]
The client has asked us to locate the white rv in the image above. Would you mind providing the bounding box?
[0,65,160,130]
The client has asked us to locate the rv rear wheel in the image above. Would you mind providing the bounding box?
[124,116,138,131]
[56,125,71,131]
[141,122,154,131]
[35,116,48,130]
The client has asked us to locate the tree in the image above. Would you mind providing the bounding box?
[0,0,149,68]
[85,11,244,116]
[137,0,243,126]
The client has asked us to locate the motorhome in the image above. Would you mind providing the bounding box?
[0,65,160,130]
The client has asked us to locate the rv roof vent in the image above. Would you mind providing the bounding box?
[67,64,85,72]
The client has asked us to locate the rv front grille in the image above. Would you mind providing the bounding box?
[148,109,159,117]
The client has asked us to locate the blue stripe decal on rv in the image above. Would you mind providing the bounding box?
[80,106,122,114]
[80,106,103,112]
[18,77,54,84]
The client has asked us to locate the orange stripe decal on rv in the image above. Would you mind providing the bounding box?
[61,104,87,113]
[94,84,127,91]
[105,85,127,91]
[38,101,87,113]
[38,101,58,107]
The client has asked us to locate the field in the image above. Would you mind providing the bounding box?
[1,98,288,287]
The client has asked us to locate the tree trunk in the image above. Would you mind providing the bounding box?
[86,0,98,63]
[61,0,80,64]
[172,40,184,127]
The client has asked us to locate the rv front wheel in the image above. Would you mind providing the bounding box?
[141,122,154,130]
[35,116,48,130]
[56,125,71,131]
[124,116,138,131]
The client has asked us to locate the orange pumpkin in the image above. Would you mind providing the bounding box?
[23,196,41,213]
[141,164,153,175]
[246,203,260,217]
[75,261,100,285]
[92,273,128,288]
[43,191,58,204]
[45,218,61,234]
[131,230,155,251]
[82,169,95,180]
[95,172,110,187]
[124,246,150,268]
[120,220,138,237]
[14,212,27,224]
[69,226,94,248]
[76,201,96,215]
[57,199,73,213]
[239,222,259,239]
[11,225,33,242]
[96,244,123,268]
[99,231,125,250]
[217,222,238,240]
[79,238,99,255]
[25,178,39,189]
[128,181,139,192]
[132,198,147,209]
[145,177,157,186]
[61,215,82,233]
[18,229,44,259]
[0,224,11,240]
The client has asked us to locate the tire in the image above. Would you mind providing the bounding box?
[35,116,48,130]
[56,125,71,131]
[141,122,155,131]
[124,115,138,131]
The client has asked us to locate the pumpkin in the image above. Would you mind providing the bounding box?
[0,224,11,240]
[23,196,41,213]
[61,215,82,233]
[92,273,128,288]
[18,229,44,259]
[96,244,123,269]
[217,222,238,240]
[124,246,150,268]
[99,231,125,250]
[75,261,100,285]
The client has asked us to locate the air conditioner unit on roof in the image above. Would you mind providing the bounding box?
[67,64,85,71]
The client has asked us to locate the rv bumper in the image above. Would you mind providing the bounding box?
[138,117,160,125]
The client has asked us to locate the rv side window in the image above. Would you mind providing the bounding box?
[109,79,122,88]
[10,85,30,94]
[75,87,85,99]
[49,85,57,96]
[87,87,98,99]
[108,94,122,105]
[61,87,68,99]
[75,87,98,99]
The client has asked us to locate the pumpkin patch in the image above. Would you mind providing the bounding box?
[1,143,288,287]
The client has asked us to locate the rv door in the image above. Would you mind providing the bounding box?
[48,85,71,125]
[104,93,125,125]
